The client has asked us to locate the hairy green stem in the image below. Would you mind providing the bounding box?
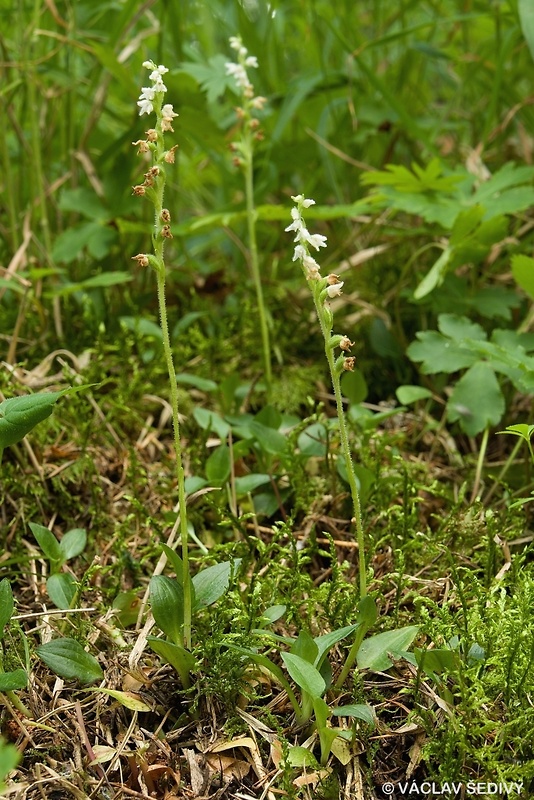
[314,295,367,598]
[137,85,192,650]
[154,269,192,649]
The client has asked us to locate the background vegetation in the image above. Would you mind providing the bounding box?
[1,1,534,797]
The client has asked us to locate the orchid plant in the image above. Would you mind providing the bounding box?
[131,60,194,647]
[131,62,239,670]
[286,195,368,599]
[225,37,272,397]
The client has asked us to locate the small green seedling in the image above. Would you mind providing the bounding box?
[497,423,534,462]
[148,546,241,688]
[231,597,417,765]
[30,523,87,610]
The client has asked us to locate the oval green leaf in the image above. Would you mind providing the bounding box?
[47,573,77,610]
[357,626,419,672]
[0,391,62,449]
[0,579,14,632]
[29,523,63,566]
[36,638,103,684]
[59,528,87,561]
[192,559,241,610]
[0,669,28,691]
[281,652,326,698]
[149,575,184,644]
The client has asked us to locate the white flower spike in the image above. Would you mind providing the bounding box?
[137,60,171,117]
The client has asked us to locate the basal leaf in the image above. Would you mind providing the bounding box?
[290,630,319,665]
[0,580,14,632]
[332,704,376,726]
[285,746,319,768]
[205,444,231,484]
[88,688,152,712]
[414,648,458,676]
[0,392,62,449]
[297,423,328,457]
[281,652,326,698]
[0,669,28,691]
[313,625,359,667]
[176,373,218,392]
[192,559,240,609]
[234,474,271,496]
[36,639,103,684]
[29,523,63,566]
[357,626,419,671]
[193,406,230,438]
[249,420,287,455]
[147,637,197,686]
[396,385,433,405]
[160,544,184,581]
[46,574,77,610]
[149,576,184,644]
[59,528,87,562]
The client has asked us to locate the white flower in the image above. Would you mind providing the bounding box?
[149,73,167,92]
[161,103,178,131]
[287,195,329,281]
[303,253,321,272]
[250,95,267,110]
[291,194,315,208]
[326,282,344,298]
[285,207,303,233]
[137,61,171,115]
[292,244,307,262]
[137,86,156,115]
[162,103,178,119]
[305,232,328,251]
[245,56,258,69]
[225,61,252,92]
[303,254,321,279]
